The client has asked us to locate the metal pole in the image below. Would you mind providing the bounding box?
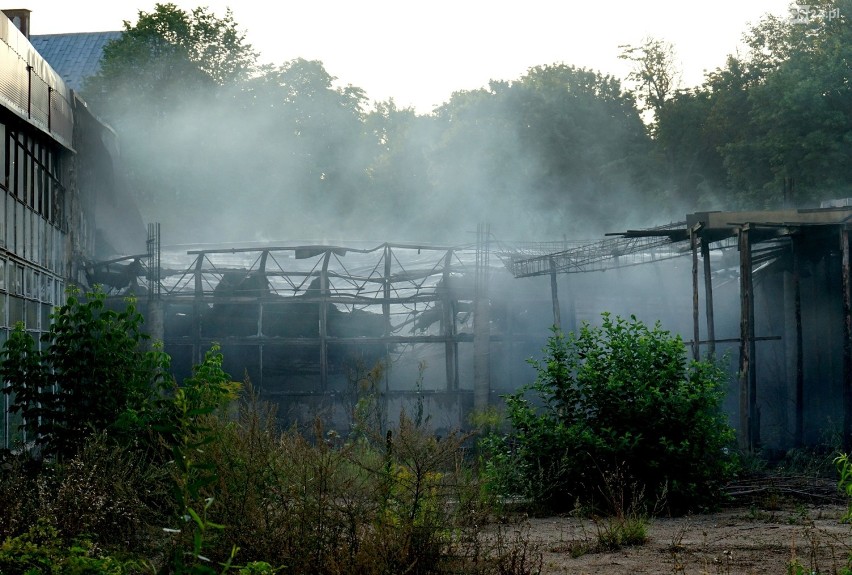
[691,225,700,361]
[549,256,561,331]
[700,229,716,359]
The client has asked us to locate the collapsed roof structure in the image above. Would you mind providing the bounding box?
[499,206,852,453]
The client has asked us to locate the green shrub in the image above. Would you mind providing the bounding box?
[0,286,170,460]
[150,346,241,574]
[488,313,738,514]
[35,432,168,551]
[0,519,146,574]
[178,380,496,575]
[0,453,40,541]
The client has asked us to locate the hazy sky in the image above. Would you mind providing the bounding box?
[23,0,795,113]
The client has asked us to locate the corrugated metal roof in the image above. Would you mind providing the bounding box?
[0,16,75,148]
[29,31,122,92]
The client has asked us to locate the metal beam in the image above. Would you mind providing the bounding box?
[691,225,700,361]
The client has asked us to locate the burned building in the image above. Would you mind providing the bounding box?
[519,208,852,454]
[682,207,852,453]
[0,9,846,455]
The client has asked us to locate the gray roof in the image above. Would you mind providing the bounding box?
[30,31,122,92]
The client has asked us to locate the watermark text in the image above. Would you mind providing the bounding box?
[790,4,841,24]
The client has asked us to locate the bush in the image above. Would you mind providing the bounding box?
[190,388,494,575]
[488,313,738,514]
[0,453,40,541]
[0,519,146,574]
[0,286,170,460]
[36,432,166,550]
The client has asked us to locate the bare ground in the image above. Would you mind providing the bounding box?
[499,481,852,574]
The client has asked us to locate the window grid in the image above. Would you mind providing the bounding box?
[0,120,69,450]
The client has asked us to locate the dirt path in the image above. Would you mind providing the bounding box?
[512,503,852,574]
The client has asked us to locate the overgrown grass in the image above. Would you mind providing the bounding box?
[0,378,548,574]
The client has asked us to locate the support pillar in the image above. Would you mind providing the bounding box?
[382,245,391,335]
[442,249,458,391]
[549,257,561,331]
[791,235,804,447]
[383,244,392,390]
[701,232,716,360]
[691,225,700,361]
[192,254,204,365]
[738,224,758,451]
[145,299,165,346]
[319,250,331,392]
[474,223,491,414]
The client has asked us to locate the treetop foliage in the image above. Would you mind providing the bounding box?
[619,37,680,119]
[85,2,257,123]
[656,0,852,209]
[80,0,852,243]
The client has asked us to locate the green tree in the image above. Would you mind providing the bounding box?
[362,99,438,234]
[651,87,732,211]
[80,3,266,244]
[83,2,257,122]
[685,0,852,208]
[429,65,654,239]
[619,37,680,122]
[82,3,378,244]
[619,38,728,213]
[738,0,852,206]
[489,314,737,514]
[240,58,374,236]
[426,81,529,239]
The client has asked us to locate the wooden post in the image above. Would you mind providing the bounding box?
[842,227,852,451]
[691,225,700,361]
[738,224,757,451]
[549,257,561,331]
[748,233,759,450]
[700,230,716,359]
[791,235,804,447]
